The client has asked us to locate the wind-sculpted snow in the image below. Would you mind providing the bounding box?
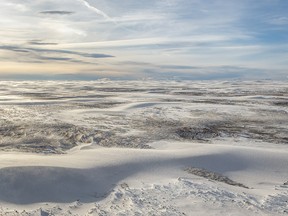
[0,80,287,153]
[1,178,287,215]
[0,80,287,215]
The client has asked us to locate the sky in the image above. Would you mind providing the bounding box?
[0,0,287,80]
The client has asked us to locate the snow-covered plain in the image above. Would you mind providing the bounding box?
[0,80,287,215]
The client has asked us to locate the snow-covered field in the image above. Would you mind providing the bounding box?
[0,80,287,215]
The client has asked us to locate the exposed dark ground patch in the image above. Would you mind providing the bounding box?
[0,122,95,153]
[185,167,249,188]
[73,102,124,109]
[20,92,113,100]
[94,88,147,93]
[176,126,219,140]
[0,121,151,153]
[273,101,288,107]
[174,116,288,144]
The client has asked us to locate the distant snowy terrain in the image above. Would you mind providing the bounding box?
[0,80,287,215]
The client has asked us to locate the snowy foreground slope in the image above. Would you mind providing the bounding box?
[0,80,287,215]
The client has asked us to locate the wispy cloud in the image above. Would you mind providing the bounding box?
[0,45,114,58]
[77,0,112,20]
[28,40,58,46]
[40,11,75,15]
[0,44,114,66]
[269,16,288,25]
[0,0,287,80]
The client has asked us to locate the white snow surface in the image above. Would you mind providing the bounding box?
[0,80,287,215]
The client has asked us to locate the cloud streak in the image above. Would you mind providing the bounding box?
[28,40,58,46]
[40,11,75,15]
[0,45,114,59]
[269,16,288,25]
[0,44,114,66]
[77,0,112,20]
